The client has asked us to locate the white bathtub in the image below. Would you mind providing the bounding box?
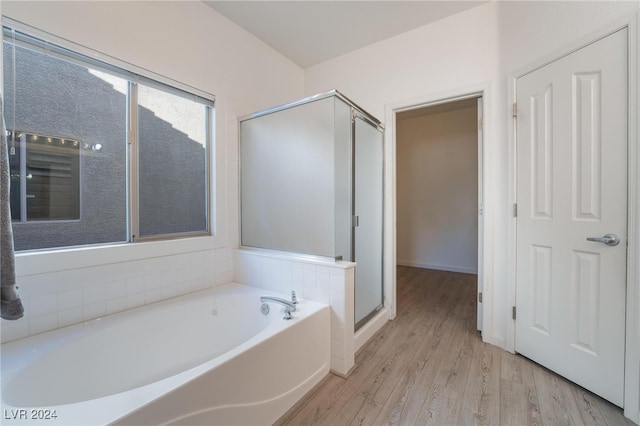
[1,283,330,425]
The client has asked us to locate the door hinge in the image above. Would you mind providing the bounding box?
[513,103,518,118]
[478,118,483,130]
[478,292,483,303]
[512,306,517,320]
[352,215,359,227]
[513,203,517,217]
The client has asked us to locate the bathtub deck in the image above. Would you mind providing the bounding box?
[275,266,632,426]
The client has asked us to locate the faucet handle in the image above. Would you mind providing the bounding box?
[291,290,298,305]
[283,307,293,320]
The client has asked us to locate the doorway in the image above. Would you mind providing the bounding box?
[394,95,484,330]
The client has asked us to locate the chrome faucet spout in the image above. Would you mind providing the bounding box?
[260,296,296,320]
[260,296,296,311]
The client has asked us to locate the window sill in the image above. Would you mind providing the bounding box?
[15,235,222,277]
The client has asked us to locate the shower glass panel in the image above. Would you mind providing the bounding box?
[354,117,384,326]
[241,97,347,257]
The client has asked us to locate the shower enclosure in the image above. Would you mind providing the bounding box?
[239,90,383,329]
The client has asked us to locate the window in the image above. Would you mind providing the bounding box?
[3,26,213,251]
[137,84,208,238]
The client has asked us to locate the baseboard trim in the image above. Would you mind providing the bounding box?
[354,308,389,352]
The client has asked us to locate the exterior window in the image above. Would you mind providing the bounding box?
[3,26,213,251]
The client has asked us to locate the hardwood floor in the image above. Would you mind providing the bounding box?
[275,266,633,426]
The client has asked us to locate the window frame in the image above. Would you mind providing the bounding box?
[3,20,215,249]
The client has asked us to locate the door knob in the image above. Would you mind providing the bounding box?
[586,233,620,246]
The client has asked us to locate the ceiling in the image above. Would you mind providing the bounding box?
[203,1,487,68]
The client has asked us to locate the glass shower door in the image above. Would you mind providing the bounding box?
[353,116,384,327]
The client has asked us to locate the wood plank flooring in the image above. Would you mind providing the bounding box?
[275,266,633,426]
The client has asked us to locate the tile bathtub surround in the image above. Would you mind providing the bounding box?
[234,248,356,376]
[0,247,232,344]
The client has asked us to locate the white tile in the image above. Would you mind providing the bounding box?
[345,337,355,358]
[331,307,346,326]
[268,259,282,293]
[145,274,163,291]
[292,263,304,286]
[344,356,354,374]
[29,293,58,316]
[330,290,345,308]
[184,257,199,281]
[110,261,138,280]
[316,285,330,304]
[126,292,145,309]
[18,274,64,298]
[105,280,127,300]
[13,275,44,298]
[345,267,355,279]
[162,284,180,299]
[280,260,294,286]
[147,257,168,274]
[185,279,198,292]
[58,307,84,328]
[317,265,332,276]
[58,289,83,310]
[291,281,304,298]
[303,264,317,288]
[216,266,233,286]
[126,277,145,295]
[83,284,106,304]
[330,356,347,375]
[174,281,192,296]
[105,297,127,315]
[29,312,58,335]
[331,324,345,340]
[214,248,233,285]
[317,270,330,288]
[191,278,210,292]
[163,265,181,288]
[344,305,356,328]
[145,288,164,304]
[83,301,106,321]
[250,256,268,287]
[344,298,355,317]
[303,284,317,302]
[1,318,30,343]
[329,266,346,277]
[234,252,249,284]
[330,274,346,294]
[331,337,346,358]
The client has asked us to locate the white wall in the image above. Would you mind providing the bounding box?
[0,1,304,342]
[304,1,638,348]
[396,104,478,274]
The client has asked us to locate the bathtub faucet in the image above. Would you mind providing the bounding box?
[260,296,296,320]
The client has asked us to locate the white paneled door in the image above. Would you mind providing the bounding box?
[516,28,628,407]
